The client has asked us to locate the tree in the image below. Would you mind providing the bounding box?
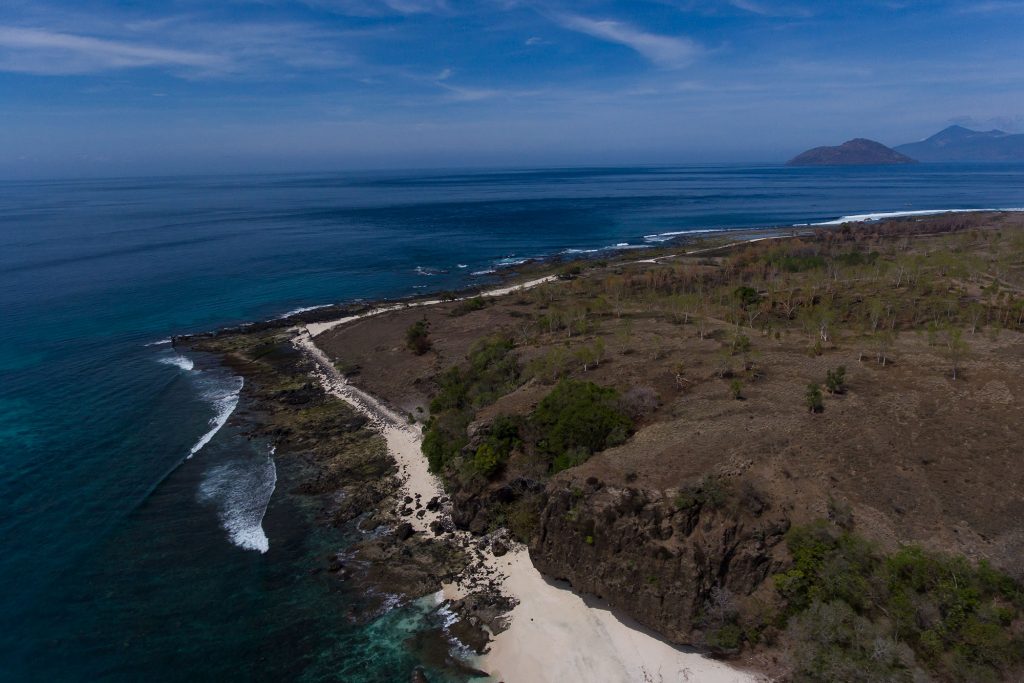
[405,319,432,355]
[805,383,823,413]
[575,344,597,372]
[825,366,846,394]
[592,337,606,367]
[944,327,969,381]
[730,379,744,400]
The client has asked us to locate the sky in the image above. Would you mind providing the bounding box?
[1,0,1023,177]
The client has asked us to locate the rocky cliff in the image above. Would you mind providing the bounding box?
[528,476,791,652]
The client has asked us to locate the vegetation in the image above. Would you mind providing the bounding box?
[729,378,743,400]
[422,335,521,472]
[449,296,490,317]
[530,379,633,473]
[805,383,823,413]
[775,522,1024,682]
[405,319,432,355]
[824,366,846,394]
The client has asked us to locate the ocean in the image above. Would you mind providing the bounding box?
[1,164,1022,681]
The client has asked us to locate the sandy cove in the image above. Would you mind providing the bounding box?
[293,276,761,683]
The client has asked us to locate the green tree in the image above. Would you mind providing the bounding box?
[730,378,743,400]
[531,380,632,472]
[945,327,969,380]
[805,383,824,413]
[405,319,432,355]
[825,366,846,394]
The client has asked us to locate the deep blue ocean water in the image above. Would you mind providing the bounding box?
[1,164,1022,681]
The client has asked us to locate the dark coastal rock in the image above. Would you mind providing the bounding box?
[344,533,470,615]
[450,476,546,536]
[491,540,508,557]
[396,522,415,541]
[411,667,429,683]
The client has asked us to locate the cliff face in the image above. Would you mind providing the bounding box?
[528,477,790,651]
[787,138,917,166]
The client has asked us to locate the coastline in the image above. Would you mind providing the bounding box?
[178,208,1023,682]
[294,313,760,683]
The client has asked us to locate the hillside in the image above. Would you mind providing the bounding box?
[787,138,917,166]
[317,211,1024,682]
[896,125,1024,162]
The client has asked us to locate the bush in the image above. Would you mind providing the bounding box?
[473,442,502,478]
[730,378,743,400]
[806,383,823,413]
[421,336,522,473]
[530,379,633,473]
[825,366,846,394]
[774,522,1024,682]
[405,319,432,355]
[450,296,489,317]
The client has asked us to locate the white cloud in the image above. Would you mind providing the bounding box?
[554,14,701,68]
[0,26,223,75]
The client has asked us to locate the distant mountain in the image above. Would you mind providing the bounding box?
[895,125,1024,162]
[787,138,917,166]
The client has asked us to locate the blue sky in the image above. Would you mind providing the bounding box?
[1,0,1023,177]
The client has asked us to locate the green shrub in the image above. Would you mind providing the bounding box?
[421,336,522,473]
[449,296,490,317]
[730,378,743,400]
[805,383,824,413]
[825,366,846,394]
[405,319,432,355]
[774,522,1024,682]
[473,442,502,478]
[530,379,633,473]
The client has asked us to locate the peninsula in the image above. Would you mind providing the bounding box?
[181,210,1024,682]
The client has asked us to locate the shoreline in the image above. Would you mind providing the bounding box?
[293,279,761,683]
[178,207,1021,682]
[261,207,1022,340]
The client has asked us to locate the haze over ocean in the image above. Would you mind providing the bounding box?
[1,164,1023,681]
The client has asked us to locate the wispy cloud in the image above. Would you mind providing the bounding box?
[303,0,451,16]
[954,1,1024,13]
[0,20,357,77]
[0,26,223,75]
[554,14,701,68]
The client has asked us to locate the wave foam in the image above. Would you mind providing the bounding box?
[812,208,1024,226]
[277,304,332,319]
[145,338,173,347]
[157,354,194,372]
[198,444,276,553]
[187,377,243,459]
[643,227,732,243]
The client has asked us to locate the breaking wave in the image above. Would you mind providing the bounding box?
[198,445,277,553]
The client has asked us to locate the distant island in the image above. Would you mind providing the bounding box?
[787,138,917,166]
[789,125,1024,165]
[895,124,1024,162]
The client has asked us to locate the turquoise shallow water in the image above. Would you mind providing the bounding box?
[1,165,1022,681]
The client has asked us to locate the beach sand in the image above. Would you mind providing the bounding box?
[294,275,761,683]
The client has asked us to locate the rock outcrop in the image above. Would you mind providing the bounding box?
[528,477,791,650]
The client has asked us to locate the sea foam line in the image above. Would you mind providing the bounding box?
[188,377,243,459]
[276,304,333,319]
[811,207,1024,226]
